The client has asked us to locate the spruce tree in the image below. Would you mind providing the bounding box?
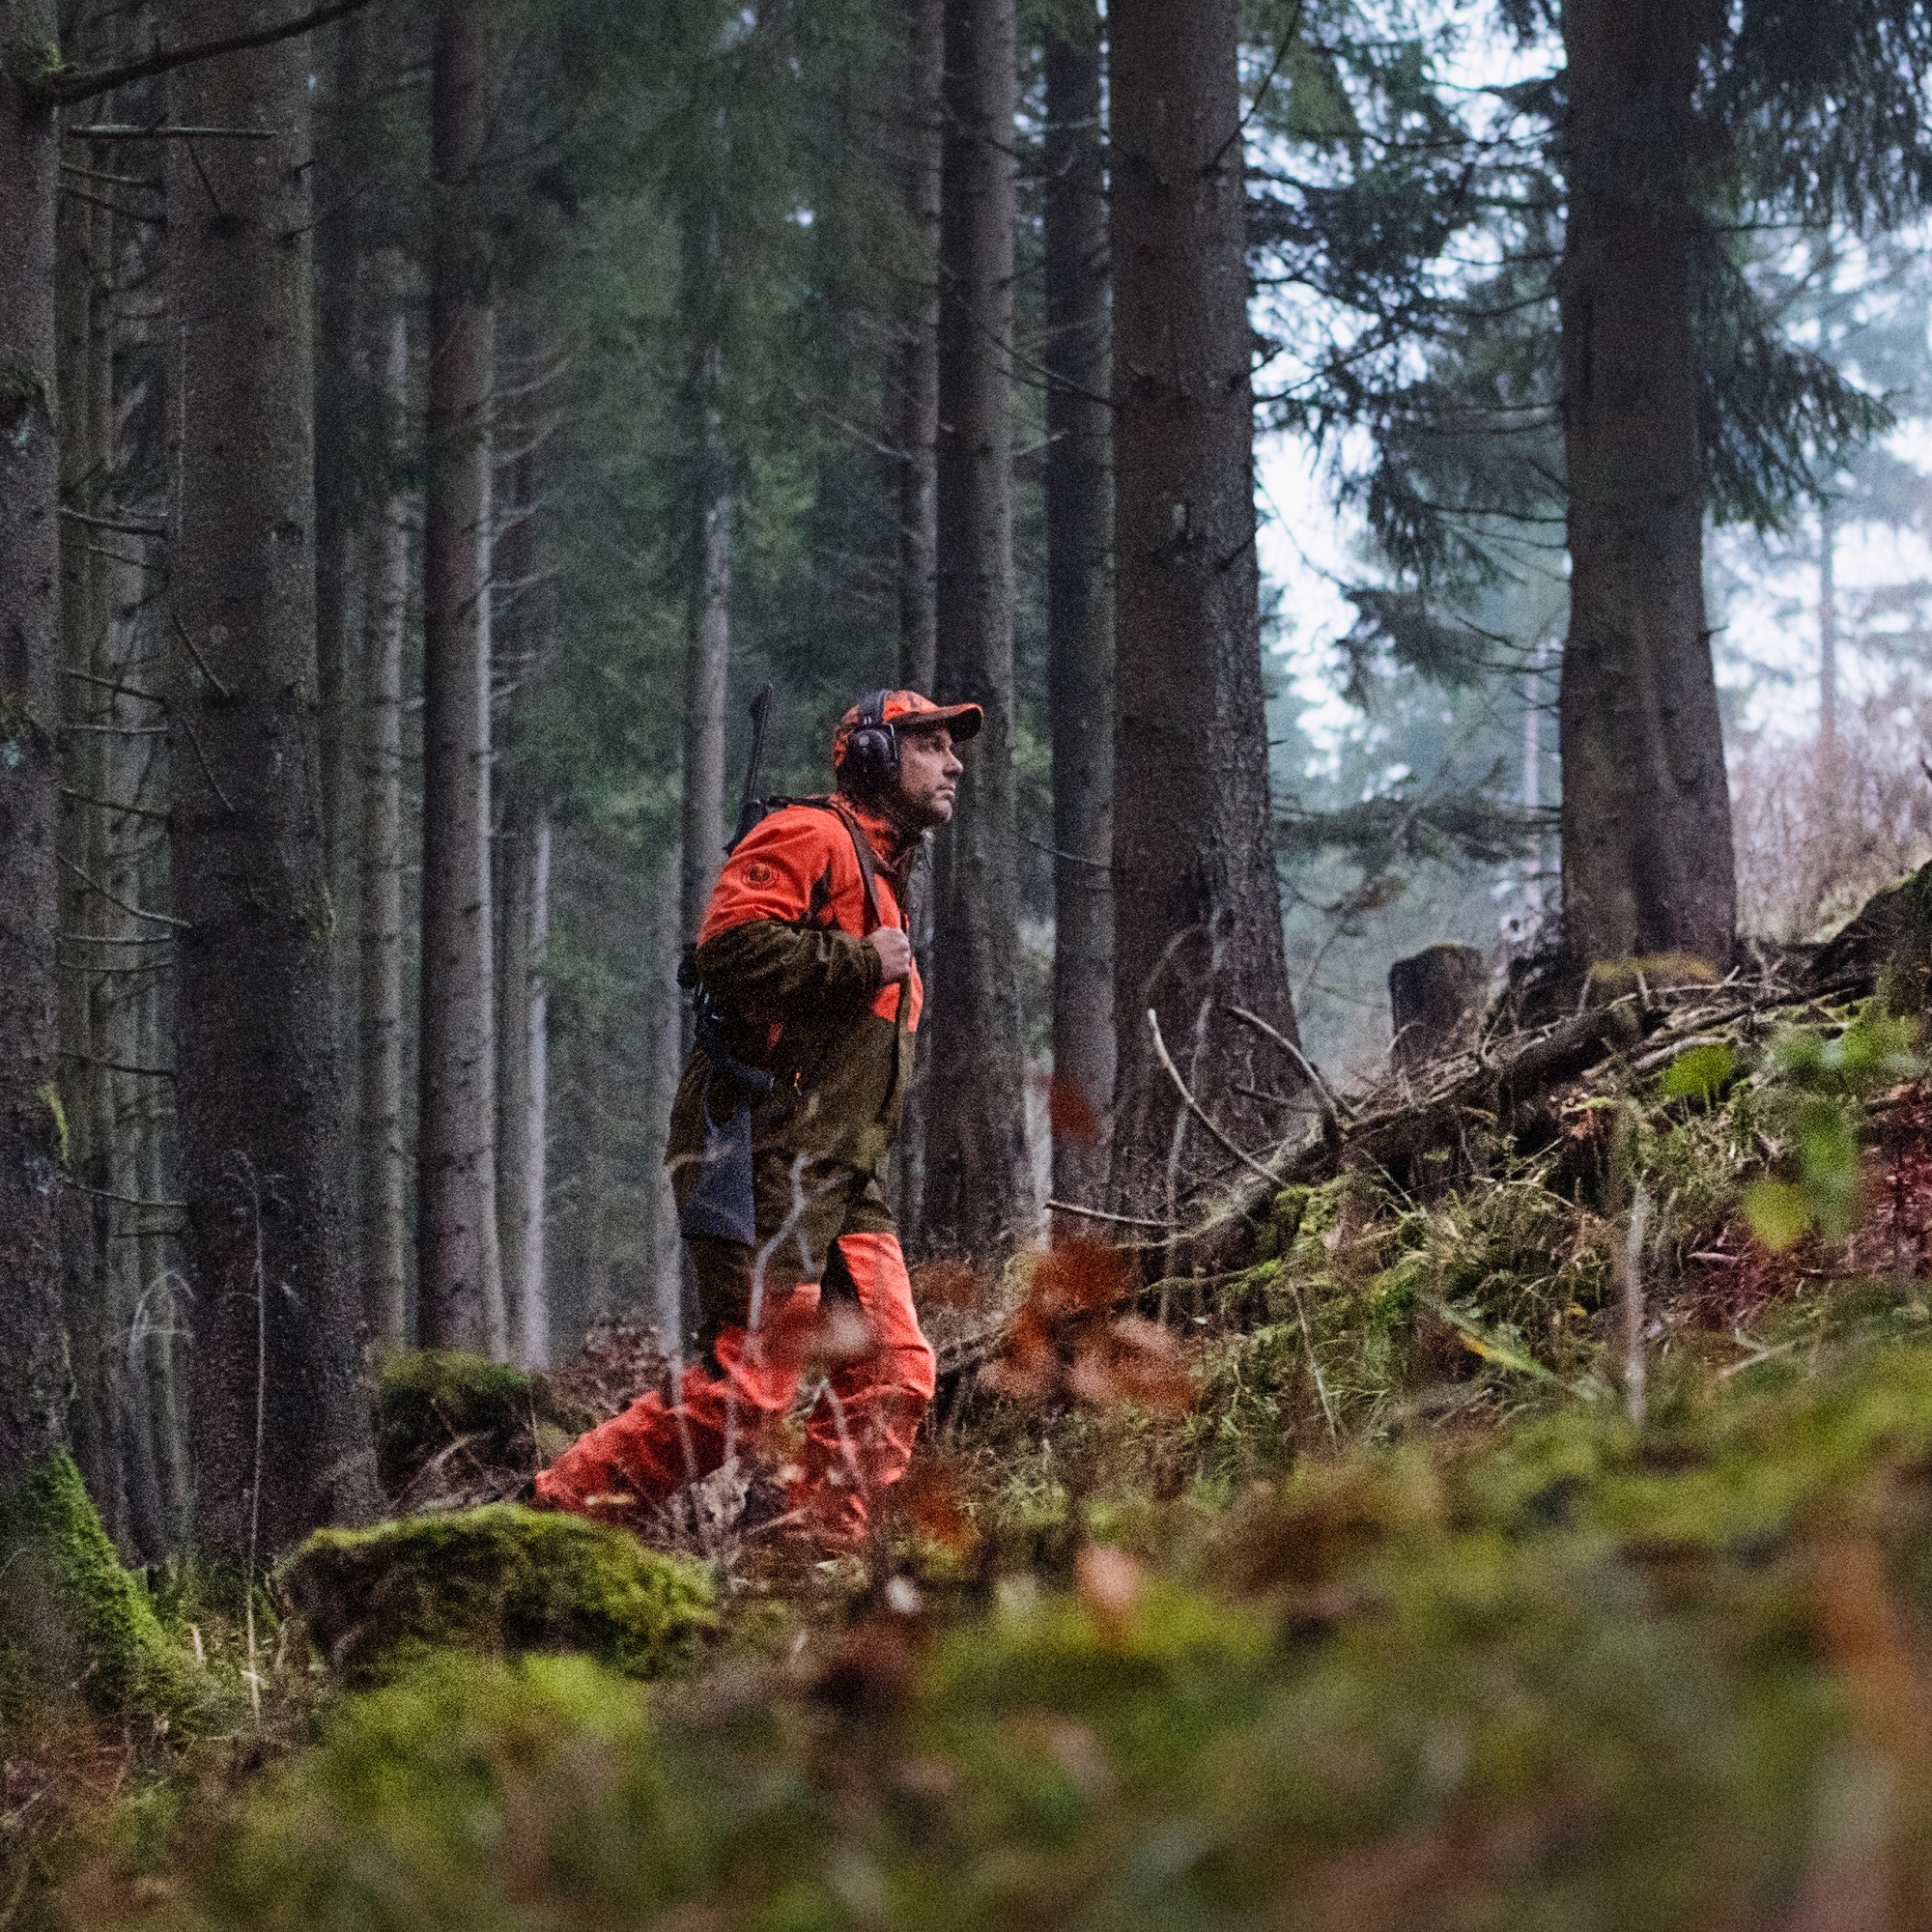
[1042,0,1115,1216]
[1108,0,1307,1210]
[0,0,70,1487]
[923,0,1034,1258]
[167,2,374,1551]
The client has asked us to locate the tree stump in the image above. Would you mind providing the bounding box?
[1390,945,1488,1073]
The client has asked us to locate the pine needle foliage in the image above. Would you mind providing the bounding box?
[1245,0,1932,676]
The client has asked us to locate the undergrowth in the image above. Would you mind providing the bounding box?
[72,1336,1932,1930]
[29,992,1932,1928]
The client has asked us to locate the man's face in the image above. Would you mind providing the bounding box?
[895,725,963,827]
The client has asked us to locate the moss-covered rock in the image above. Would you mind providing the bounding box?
[373,1349,588,1496]
[0,1452,191,1722]
[280,1504,715,1686]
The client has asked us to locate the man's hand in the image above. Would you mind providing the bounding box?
[868,926,914,985]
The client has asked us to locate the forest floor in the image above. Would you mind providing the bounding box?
[18,885,1932,1928]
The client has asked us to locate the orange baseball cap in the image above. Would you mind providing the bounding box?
[832,688,983,768]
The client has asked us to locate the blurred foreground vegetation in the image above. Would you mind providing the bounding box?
[19,949,1932,1927]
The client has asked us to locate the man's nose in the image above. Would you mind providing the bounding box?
[943,749,962,774]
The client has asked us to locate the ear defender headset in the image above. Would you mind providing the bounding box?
[842,688,900,794]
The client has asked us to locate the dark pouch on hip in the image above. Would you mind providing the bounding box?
[680,1075,759,1247]
[680,1028,776,1248]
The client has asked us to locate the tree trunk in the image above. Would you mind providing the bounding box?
[313,13,367,889]
[888,0,946,1247]
[360,291,410,1345]
[895,0,944,694]
[642,844,685,1349]
[1557,0,1736,971]
[1106,0,1306,1211]
[1390,944,1487,1072]
[680,325,730,951]
[1522,639,1548,923]
[921,0,1033,1259]
[314,14,369,1301]
[1819,501,1839,753]
[0,5,74,1489]
[491,326,550,1371]
[167,4,374,1554]
[417,0,503,1354]
[1043,7,1115,1222]
[497,801,550,1369]
[55,183,118,1524]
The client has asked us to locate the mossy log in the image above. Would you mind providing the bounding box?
[0,1451,191,1722]
[281,1504,715,1687]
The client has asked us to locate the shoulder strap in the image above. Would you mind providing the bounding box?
[831,800,887,932]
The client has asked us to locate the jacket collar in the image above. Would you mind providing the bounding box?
[837,791,920,881]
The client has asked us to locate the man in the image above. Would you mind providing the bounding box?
[537,689,978,1548]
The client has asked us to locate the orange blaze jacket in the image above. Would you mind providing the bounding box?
[667,798,923,1208]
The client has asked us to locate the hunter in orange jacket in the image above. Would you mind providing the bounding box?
[536,690,980,1548]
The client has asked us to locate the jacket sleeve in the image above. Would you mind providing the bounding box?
[694,810,882,1017]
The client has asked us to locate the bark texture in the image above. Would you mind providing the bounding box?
[642,846,685,1348]
[359,291,409,1344]
[0,0,71,1486]
[1043,9,1116,1219]
[922,0,1033,1258]
[418,0,503,1352]
[680,301,730,950]
[167,4,373,1553]
[1390,945,1487,1073]
[1557,0,1735,970]
[895,0,944,694]
[497,804,550,1369]
[1107,0,1306,1210]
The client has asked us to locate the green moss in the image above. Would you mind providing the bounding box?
[96,1338,1932,1929]
[20,38,73,93]
[152,1656,698,1932]
[0,1452,192,1722]
[373,1348,586,1492]
[280,1504,715,1686]
[36,1080,68,1166]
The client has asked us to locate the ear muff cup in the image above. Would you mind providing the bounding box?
[842,688,898,793]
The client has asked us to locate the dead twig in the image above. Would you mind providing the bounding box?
[58,855,191,930]
[1225,1003,1357,1122]
[1147,1008,1285,1190]
[1618,1183,1652,1429]
[1045,1198,1171,1232]
[170,611,231,701]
